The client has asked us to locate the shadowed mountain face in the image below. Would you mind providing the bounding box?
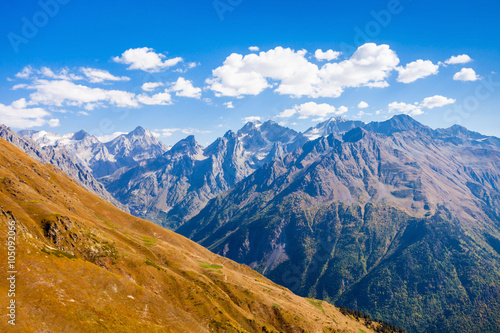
[102,120,308,229]
[0,137,377,333]
[179,115,500,332]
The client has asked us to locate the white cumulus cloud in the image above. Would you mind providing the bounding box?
[396,60,439,83]
[314,49,341,61]
[11,64,202,111]
[277,102,347,119]
[80,67,130,83]
[39,67,83,80]
[388,102,423,116]
[356,110,372,118]
[453,68,479,81]
[15,66,34,79]
[338,106,348,113]
[389,95,455,116]
[15,66,130,84]
[358,101,369,109]
[174,61,198,73]
[248,46,260,52]
[420,95,456,109]
[113,47,183,72]
[445,54,472,65]
[17,79,139,108]
[207,43,399,98]
[141,82,164,91]
[169,77,201,99]
[136,91,172,105]
[13,77,204,108]
[15,66,83,81]
[140,78,201,99]
[0,98,59,128]
[223,101,235,109]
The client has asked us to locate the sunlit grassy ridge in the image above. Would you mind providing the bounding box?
[0,138,377,333]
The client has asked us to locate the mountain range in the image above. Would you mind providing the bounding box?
[178,115,500,332]
[20,126,169,178]
[21,118,365,229]
[8,114,500,332]
[0,135,379,332]
[101,120,309,229]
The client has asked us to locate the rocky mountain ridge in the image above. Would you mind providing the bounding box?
[21,126,169,178]
[102,120,308,228]
[17,116,500,233]
[178,114,500,332]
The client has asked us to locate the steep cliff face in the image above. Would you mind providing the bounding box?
[179,115,500,332]
[0,137,377,333]
[103,120,308,229]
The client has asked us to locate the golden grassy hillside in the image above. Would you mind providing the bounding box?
[0,138,375,333]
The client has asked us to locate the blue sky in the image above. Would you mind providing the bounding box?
[1,0,499,145]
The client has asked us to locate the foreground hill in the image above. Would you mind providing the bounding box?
[0,138,377,333]
[179,115,500,332]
